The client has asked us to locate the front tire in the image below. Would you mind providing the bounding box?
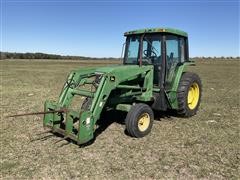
[177,72,202,117]
[125,103,154,138]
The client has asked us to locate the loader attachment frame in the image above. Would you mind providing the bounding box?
[43,66,154,144]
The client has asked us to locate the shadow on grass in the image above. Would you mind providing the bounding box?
[31,109,126,147]
[31,109,178,147]
[79,109,127,147]
[154,109,179,120]
[80,109,179,147]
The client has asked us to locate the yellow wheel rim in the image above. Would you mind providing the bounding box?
[138,113,150,132]
[187,82,200,110]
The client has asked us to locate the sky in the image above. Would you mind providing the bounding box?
[1,0,239,57]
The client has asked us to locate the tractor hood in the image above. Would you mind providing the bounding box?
[95,65,153,74]
[94,65,153,85]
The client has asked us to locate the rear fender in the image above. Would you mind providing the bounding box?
[167,62,194,109]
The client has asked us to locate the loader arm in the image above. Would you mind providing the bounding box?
[43,65,154,144]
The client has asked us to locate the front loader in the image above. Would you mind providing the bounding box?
[44,65,155,144]
[11,28,202,145]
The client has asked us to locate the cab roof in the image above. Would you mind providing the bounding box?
[124,27,188,37]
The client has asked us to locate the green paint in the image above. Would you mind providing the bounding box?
[166,61,195,109]
[43,65,154,144]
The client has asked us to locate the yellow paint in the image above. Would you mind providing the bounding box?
[188,82,200,109]
[138,113,150,132]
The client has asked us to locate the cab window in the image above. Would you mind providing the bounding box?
[165,35,185,89]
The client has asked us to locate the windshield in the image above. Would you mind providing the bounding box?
[124,34,162,65]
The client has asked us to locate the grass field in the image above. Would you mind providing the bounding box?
[1,59,239,179]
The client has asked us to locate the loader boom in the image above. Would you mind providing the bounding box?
[44,65,154,144]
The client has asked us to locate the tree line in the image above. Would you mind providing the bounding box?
[0,52,120,60]
[0,51,239,60]
[191,56,239,60]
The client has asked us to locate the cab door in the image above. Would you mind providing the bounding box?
[141,34,162,86]
[151,34,187,111]
[165,35,186,90]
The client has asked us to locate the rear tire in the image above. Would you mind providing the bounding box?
[125,103,154,138]
[177,72,202,117]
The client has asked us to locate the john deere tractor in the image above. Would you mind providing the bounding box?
[43,28,202,144]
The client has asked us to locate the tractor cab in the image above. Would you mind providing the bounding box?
[123,28,189,88]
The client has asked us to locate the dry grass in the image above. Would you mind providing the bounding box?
[1,59,239,179]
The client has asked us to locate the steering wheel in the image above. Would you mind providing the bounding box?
[143,50,157,64]
[144,49,157,57]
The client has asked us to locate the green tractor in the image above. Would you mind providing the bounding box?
[43,28,202,145]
